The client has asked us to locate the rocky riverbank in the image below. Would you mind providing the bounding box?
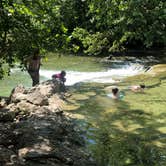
[0,80,96,166]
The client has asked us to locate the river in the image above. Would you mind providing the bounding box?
[0,53,166,166]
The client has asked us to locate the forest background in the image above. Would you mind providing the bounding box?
[0,0,165,78]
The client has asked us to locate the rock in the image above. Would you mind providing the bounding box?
[11,93,27,103]
[38,81,57,96]
[16,101,37,112]
[0,123,16,146]
[107,55,113,60]
[9,85,26,103]
[0,145,16,164]
[0,97,8,108]
[18,147,53,160]
[100,55,113,63]
[0,80,96,166]
[147,64,166,75]
[0,108,16,122]
[26,90,48,106]
[48,95,64,111]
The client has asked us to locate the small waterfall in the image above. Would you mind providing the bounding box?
[40,63,145,85]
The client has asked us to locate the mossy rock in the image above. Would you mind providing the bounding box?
[149,64,166,74]
[71,113,85,119]
[70,94,90,101]
[62,104,80,111]
[65,98,78,104]
[84,91,96,97]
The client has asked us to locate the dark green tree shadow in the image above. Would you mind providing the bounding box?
[73,96,166,166]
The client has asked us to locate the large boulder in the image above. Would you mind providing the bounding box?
[0,80,96,166]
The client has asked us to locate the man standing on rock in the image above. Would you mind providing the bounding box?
[25,48,41,86]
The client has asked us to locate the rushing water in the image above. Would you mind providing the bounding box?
[40,63,145,85]
[0,53,166,166]
[0,56,145,96]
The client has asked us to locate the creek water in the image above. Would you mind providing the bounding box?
[0,53,166,166]
[40,63,144,85]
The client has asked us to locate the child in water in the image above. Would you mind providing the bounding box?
[112,88,120,99]
[107,87,124,99]
[129,84,145,92]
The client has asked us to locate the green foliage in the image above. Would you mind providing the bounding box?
[71,28,109,55]
[0,0,165,78]
[0,0,62,77]
[87,0,166,51]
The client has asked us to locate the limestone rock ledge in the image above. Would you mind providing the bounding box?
[0,80,96,166]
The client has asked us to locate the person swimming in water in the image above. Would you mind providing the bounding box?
[112,87,120,99]
[107,87,124,99]
[129,84,145,92]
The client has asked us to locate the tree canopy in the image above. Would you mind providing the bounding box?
[0,0,165,77]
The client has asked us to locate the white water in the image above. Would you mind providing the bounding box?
[40,63,145,86]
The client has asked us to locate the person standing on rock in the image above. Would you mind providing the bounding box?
[25,48,42,86]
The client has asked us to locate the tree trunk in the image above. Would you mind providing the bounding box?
[28,70,39,86]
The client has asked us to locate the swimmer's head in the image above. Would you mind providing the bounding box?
[112,88,119,95]
[140,84,145,89]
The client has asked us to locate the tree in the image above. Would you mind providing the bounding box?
[70,0,166,53]
[0,0,165,81]
[0,0,62,81]
[0,0,41,79]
